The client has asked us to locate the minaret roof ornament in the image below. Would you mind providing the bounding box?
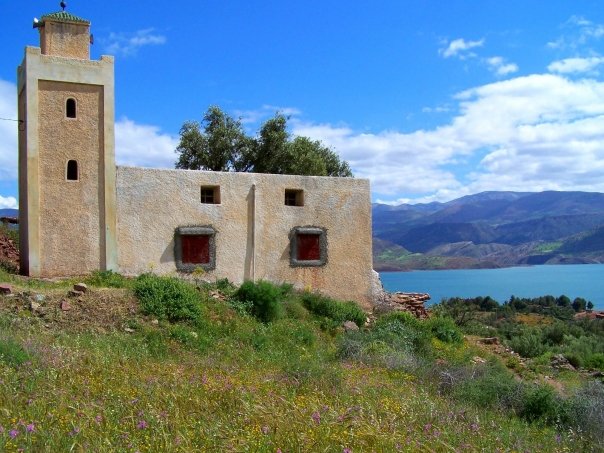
[60,1,67,11]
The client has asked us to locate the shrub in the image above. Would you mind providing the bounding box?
[234,280,284,323]
[426,316,463,344]
[133,273,202,322]
[508,330,547,358]
[0,338,30,367]
[86,270,130,288]
[301,292,366,327]
[519,384,560,423]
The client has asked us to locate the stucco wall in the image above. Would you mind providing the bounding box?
[37,80,104,276]
[116,167,373,307]
[40,21,90,60]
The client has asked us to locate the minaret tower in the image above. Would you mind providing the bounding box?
[18,2,117,276]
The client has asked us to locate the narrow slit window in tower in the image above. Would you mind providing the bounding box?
[66,98,77,118]
[66,160,79,181]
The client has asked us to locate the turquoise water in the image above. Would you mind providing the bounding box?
[379,264,604,309]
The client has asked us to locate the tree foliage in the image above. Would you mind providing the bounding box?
[175,106,352,177]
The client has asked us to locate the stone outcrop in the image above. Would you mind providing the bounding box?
[0,230,19,271]
[371,270,430,318]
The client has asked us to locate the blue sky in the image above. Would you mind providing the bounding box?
[2,0,604,209]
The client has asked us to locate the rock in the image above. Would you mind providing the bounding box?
[343,321,359,332]
[124,327,135,333]
[478,337,500,345]
[60,300,71,311]
[73,283,88,293]
[0,284,12,295]
[151,319,159,325]
[68,290,84,298]
[551,354,575,371]
[30,301,41,312]
[472,356,486,364]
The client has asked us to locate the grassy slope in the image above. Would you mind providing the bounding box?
[0,271,590,452]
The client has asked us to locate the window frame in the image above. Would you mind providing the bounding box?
[289,226,327,267]
[285,189,304,206]
[200,185,221,204]
[174,226,217,272]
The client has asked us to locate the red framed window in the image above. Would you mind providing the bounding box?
[181,235,210,264]
[297,234,320,261]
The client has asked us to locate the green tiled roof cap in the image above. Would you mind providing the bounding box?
[41,11,90,24]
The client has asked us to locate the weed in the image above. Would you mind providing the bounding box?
[133,273,203,322]
[301,292,366,327]
[0,337,31,367]
[234,280,284,323]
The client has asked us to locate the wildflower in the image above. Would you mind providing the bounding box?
[95,415,103,424]
[0,426,4,433]
[311,411,321,425]
[556,434,561,443]
[261,425,269,435]
[9,429,19,439]
[69,427,80,436]
[470,423,479,432]
[423,423,432,433]
[343,448,352,453]
[137,420,148,430]
[276,449,282,453]
[26,423,35,433]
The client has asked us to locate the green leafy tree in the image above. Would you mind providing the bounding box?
[175,106,352,177]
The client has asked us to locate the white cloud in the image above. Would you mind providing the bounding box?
[439,38,484,59]
[0,79,18,183]
[234,104,302,125]
[547,16,604,50]
[548,56,604,74]
[0,195,17,210]
[293,74,604,204]
[486,56,519,76]
[103,29,166,56]
[115,118,179,168]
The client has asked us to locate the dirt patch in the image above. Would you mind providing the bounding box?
[0,287,140,333]
[0,228,19,271]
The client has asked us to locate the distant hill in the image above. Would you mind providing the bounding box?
[373,191,604,271]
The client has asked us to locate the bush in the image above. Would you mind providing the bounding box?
[133,273,202,322]
[426,316,463,344]
[0,338,30,367]
[86,270,131,288]
[508,330,547,358]
[300,292,366,327]
[234,280,284,323]
[519,384,560,423]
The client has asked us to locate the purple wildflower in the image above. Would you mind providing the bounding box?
[470,422,479,432]
[556,434,562,443]
[423,423,432,433]
[26,423,35,433]
[137,420,147,430]
[95,415,103,424]
[69,427,80,436]
[9,429,19,439]
[311,411,321,425]
[261,425,269,435]
[343,449,352,453]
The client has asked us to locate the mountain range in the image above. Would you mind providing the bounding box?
[373,191,604,271]
[0,209,18,218]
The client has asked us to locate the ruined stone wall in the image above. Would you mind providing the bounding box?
[116,167,374,308]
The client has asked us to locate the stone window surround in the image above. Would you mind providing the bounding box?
[174,225,217,272]
[289,226,328,267]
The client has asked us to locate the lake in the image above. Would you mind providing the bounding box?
[379,264,604,310]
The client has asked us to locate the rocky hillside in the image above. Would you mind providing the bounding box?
[374,191,604,271]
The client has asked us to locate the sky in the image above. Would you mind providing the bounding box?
[1,0,604,209]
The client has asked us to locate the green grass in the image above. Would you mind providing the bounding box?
[0,277,599,451]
